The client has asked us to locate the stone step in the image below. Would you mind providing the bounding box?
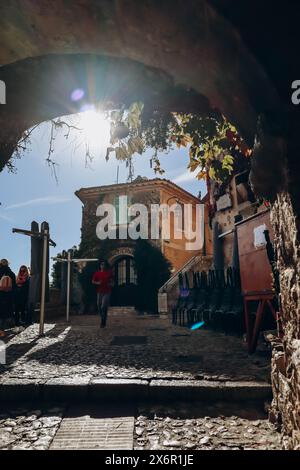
[0,377,272,404]
[108,306,137,317]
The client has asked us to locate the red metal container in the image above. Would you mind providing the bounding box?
[236,209,274,296]
[236,209,278,353]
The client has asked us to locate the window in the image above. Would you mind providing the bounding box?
[117,259,127,285]
[115,257,137,286]
[114,195,132,225]
[129,259,137,284]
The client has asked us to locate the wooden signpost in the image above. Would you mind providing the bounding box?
[12,222,56,336]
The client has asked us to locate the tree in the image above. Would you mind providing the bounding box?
[133,239,171,314]
[51,257,62,288]
[105,103,251,184]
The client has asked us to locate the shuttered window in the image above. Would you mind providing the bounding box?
[114,195,132,225]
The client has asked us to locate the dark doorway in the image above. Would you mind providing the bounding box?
[111,256,137,306]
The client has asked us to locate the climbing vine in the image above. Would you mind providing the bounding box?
[105,102,251,184]
[8,101,251,185]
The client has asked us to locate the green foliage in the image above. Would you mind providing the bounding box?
[141,110,178,175]
[51,257,62,288]
[133,240,171,314]
[78,259,98,309]
[167,113,246,183]
[105,103,250,184]
[182,115,237,182]
[106,102,145,162]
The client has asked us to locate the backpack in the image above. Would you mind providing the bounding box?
[0,275,13,292]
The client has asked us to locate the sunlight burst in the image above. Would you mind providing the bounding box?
[79,110,111,147]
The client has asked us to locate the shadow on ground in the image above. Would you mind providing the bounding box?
[1,318,272,382]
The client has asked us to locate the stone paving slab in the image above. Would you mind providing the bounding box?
[50,403,135,450]
[50,415,135,450]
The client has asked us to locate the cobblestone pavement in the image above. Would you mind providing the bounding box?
[0,402,282,450]
[0,315,271,383]
[0,405,64,450]
[0,316,281,450]
[134,403,282,450]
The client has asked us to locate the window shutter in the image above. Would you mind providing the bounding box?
[114,196,120,225]
[127,195,132,223]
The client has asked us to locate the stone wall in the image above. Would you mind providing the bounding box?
[269,192,300,449]
[45,288,65,320]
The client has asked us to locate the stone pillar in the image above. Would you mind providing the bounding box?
[269,192,300,449]
[249,112,300,449]
[158,292,168,318]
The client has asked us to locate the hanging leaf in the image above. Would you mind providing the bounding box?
[127,102,144,130]
[110,110,123,122]
[115,146,128,161]
[111,123,129,141]
[188,159,199,172]
[105,147,114,161]
[222,154,234,171]
[196,170,206,180]
[209,167,216,179]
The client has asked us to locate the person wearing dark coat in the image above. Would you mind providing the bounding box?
[0,259,16,336]
[14,265,30,326]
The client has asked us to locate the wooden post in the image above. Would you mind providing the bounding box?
[39,228,48,336]
[66,250,72,323]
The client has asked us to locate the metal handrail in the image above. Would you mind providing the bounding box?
[159,254,211,293]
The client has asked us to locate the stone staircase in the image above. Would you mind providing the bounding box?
[108,306,137,318]
[158,254,213,316]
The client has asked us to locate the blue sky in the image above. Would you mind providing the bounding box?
[0,112,206,275]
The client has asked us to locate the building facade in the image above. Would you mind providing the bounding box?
[75,177,211,307]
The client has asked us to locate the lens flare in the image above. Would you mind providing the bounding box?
[190,321,205,330]
[71,88,85,102]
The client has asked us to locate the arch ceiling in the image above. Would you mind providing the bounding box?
[0,0,290,171]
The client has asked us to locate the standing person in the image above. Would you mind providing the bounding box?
[14,265,30,326]
[0,259,16,337]
[92,260,113,328]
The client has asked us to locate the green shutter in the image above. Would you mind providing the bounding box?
[114,196,120,225]
[127,195,132,223]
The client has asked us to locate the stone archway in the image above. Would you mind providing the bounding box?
[108,247,135,266]
[0,0,281,171]
[0,0,299,448]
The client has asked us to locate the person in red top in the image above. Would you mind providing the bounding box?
[92,260,113,328]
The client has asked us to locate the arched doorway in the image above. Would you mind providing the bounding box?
[111,256,137,307]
